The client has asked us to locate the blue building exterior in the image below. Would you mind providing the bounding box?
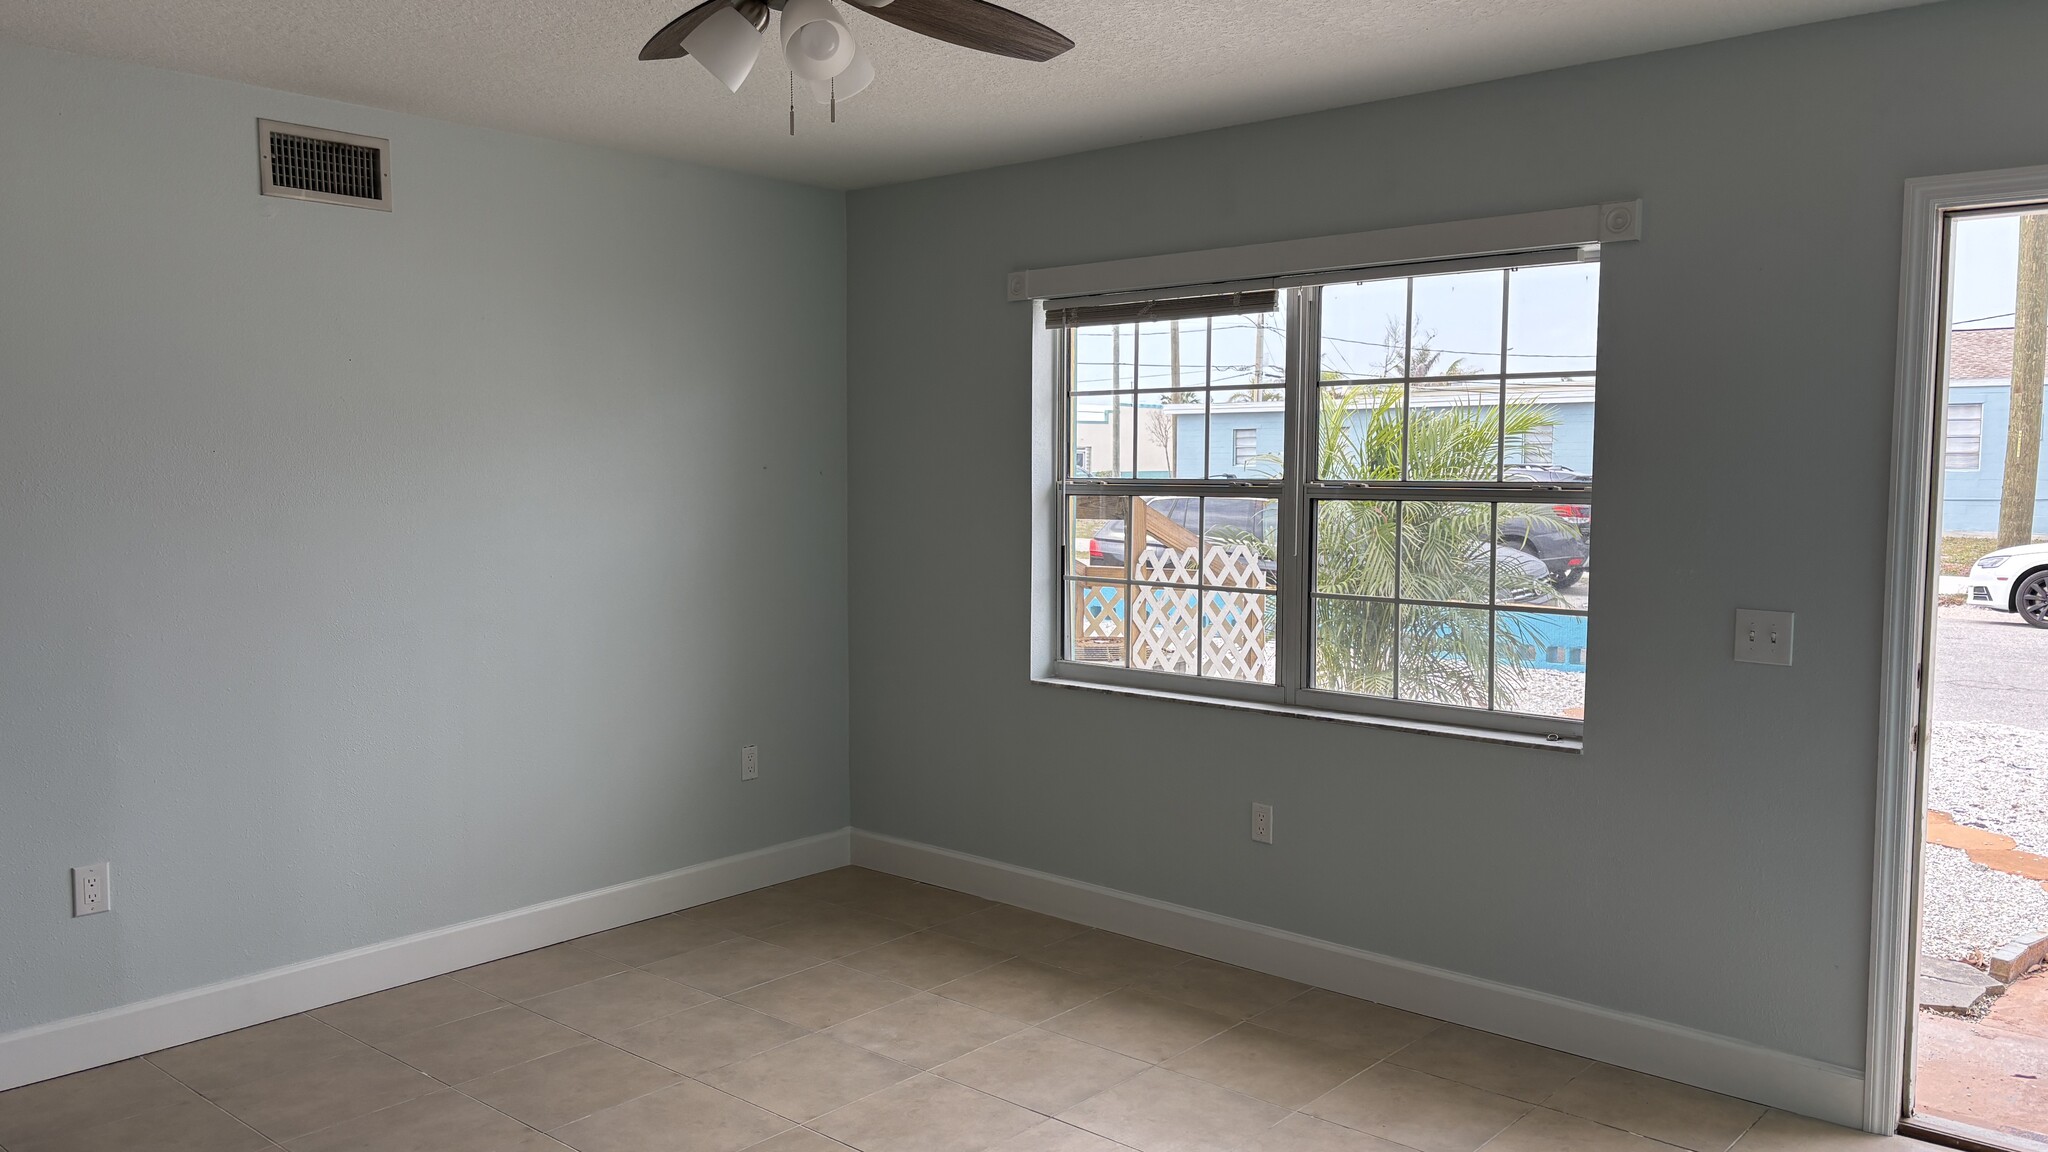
[1167,399,1596,479]
[1941,380,2048,534]
[1109,330,2043,535]
[1937,328,2048,535]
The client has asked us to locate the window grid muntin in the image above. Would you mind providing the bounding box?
[1060,499,1282,683]
[1054,259,1592,736]
[1306,497,1589,718]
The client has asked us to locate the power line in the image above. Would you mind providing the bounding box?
[1953,310,2016,327]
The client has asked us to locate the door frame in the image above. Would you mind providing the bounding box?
[1867,163,2048,1134]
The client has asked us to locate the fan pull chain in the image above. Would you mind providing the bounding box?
[789,72,796,136]
[831,78,837,124]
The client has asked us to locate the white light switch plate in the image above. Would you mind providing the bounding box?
[1735,609,1794,666]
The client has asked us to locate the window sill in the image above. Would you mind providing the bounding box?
[1030,674,1584,753]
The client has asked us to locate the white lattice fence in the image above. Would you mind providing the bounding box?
[1073,583,1125,663]
[1075,543,1272,680]
[1200,544,1272,682]
[1132,586,1196,674]
[1134,544,1198,585]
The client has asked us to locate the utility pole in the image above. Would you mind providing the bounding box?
[1999,214,2048,547]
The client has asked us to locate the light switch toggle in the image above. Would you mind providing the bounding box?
[1735,609,1794,666]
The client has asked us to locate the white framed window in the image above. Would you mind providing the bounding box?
[1945,402,1983,471]
[1049,254,1597,740]
[1232,428,1258,468]
[1073,446,1094,474]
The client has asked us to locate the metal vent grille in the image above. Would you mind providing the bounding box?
[258,120,390,210]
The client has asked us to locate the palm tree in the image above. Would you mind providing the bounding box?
[1310,380,1570,709]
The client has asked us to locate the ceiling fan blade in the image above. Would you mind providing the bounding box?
[849,0,1072,62]
[640,0,770,61]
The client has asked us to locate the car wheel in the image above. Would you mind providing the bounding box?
[2020,570,2048,628]
[1551,568,1582,590]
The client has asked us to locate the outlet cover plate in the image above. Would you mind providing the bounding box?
[1251,803,1274,844]
[741,745,759,781]
[73,862,110,916]
[1735,609,1795,666]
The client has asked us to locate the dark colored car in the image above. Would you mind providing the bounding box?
[1502,468,1591,588]
[1084,497,1278,584]
[1082,498,1559,604]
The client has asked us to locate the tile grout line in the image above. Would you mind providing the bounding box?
[660,901,1162,1141]
[1721,1108,1769,1152]
[774,954,1314,1149]
[6,875,1801,1152]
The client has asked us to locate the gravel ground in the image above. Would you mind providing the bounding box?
[1920,844,2048,962]
[1921,720,2048,961]
[1500,668,1585,719]
[1928,721,2048,857]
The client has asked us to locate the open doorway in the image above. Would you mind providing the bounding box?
[1885,189,2048,1151]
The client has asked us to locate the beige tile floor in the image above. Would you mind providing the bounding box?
[0,868,1942,1152]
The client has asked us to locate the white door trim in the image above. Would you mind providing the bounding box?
[1868,163,2048,1133]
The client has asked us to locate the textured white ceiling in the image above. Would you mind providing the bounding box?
[0,0,1937,188]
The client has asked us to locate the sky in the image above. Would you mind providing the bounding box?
[1072,259,1602,395]
[1950,213,2038,330]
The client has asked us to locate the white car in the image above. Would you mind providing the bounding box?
[1966,542,2048,628]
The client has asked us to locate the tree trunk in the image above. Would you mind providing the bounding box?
[1999,214,2048,547]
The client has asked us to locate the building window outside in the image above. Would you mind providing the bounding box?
[1232,428,1258,469]
[1946,402,1983,471]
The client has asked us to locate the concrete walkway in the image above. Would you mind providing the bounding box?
[1918,972,2048,1148]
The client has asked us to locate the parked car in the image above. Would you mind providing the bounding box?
[1493,545,1559,604]
[1966,541,2048,627]
[1078,498,1558,605]
[1500,468,1590,588]
[1084,497,1278,585]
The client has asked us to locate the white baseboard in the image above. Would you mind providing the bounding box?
[852,829,1866,1129]
[0,828,852,1093]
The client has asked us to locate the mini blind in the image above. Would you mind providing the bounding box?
[1043,289,1278,330]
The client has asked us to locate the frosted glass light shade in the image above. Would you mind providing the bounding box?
[809,46,873,103]
[779,0,855,82]
[682,4,763,92]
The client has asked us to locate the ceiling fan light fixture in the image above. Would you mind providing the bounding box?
[809,44,873,103]
[681,3,764,91]
[779,0,857,82]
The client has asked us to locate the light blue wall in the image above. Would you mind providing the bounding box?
[848,0,2048,1072]
[1547,404,1595,476]
[0,40,849,1034]
[1941,382,2048,534]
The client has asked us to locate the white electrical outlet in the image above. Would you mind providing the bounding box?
[741,745,759,781]
[1251,803,1274,844]
[1734,609,1795,666]
[73,862,110,917]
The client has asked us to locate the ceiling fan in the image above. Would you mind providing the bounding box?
[641,0,1071,120]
